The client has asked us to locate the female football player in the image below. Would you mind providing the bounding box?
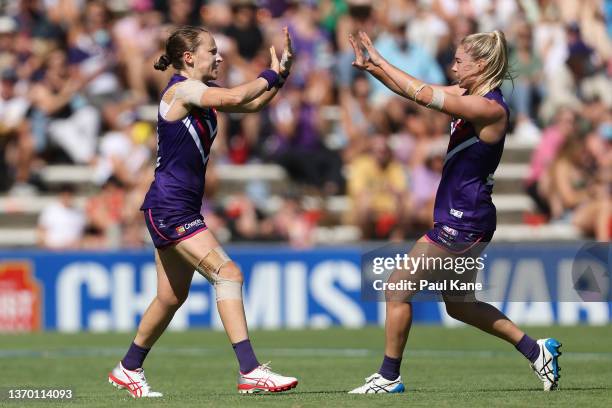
[108,26,298,397]
[348,30,561,393]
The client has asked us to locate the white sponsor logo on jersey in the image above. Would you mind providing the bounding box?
[450,209,464,219]
[442,225,458,236]
[184,218,204,230]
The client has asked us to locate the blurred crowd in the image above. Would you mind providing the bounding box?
[0,0,610,249]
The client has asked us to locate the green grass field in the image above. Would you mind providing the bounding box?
[1,325,611,407]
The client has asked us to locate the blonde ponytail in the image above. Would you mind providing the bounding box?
[460,30,512,96]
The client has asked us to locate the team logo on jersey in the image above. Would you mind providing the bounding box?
[450,208,464,219]
[176,225,186,235]
[450,118,464,134]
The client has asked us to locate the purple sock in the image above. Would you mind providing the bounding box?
[232,339,260,374]
[378,355,402,381]
[515,334,540,363]
[121,342,150,370]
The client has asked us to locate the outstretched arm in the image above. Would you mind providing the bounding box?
[348,33,404,96]
[356,32,504,127]
[175,72,271,110]
[176,44,283,111]
[218,27,294,113]
[214,52,280,112]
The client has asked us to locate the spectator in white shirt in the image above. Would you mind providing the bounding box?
[37,184,85,249]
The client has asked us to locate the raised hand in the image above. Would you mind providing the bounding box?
[280,26,294,77]
[269,45,280,73]
[349,33,368,70]
[358,31,384,67]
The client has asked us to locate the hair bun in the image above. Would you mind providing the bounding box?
[154,54,171,71]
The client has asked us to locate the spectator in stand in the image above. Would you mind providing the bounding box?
[83,176,126,248]
[335,0,376,91]
[162,0,200,26]
[266,193,316,248]
[37,183,86,249]
[270,73,344,195]
[347,134,410,240]
[28,48,100,164]
[112,0,164,102]
[221,0,267,163]
[66,0,120,106]
[547,136,610,241]
[369,17,445,105]
[0,68,35,194]
[504,19,542,142]
[93,115,153,187]
[339,74,381,162]
[436,15,477,84]
[525,107,578,217]
[409,141,445,230]
[224,193,266,241]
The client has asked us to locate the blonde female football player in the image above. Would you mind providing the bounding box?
[347,30,561,393]
[108,26,297,397]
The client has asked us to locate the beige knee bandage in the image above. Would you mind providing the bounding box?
[214,277,243,301]
[196,246,230,278]
[196,247,242,301]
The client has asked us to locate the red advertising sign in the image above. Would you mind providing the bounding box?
[0,262,42,332]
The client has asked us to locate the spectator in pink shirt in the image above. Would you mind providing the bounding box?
[525,107,577,217]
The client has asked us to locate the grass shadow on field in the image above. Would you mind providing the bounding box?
[410,386,612,393]
[232,390,349,396]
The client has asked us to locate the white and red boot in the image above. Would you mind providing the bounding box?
[237,362,298,394]
[108,361,163,398]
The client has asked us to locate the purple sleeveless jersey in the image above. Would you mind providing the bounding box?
[141,73,218,214]
[432,88,509,233]
[141,74,218,248]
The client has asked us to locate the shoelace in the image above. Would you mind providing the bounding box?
[258,361,274,374]
[365,373,380,383]
[257,361,291,379]
[135,369,152,393]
